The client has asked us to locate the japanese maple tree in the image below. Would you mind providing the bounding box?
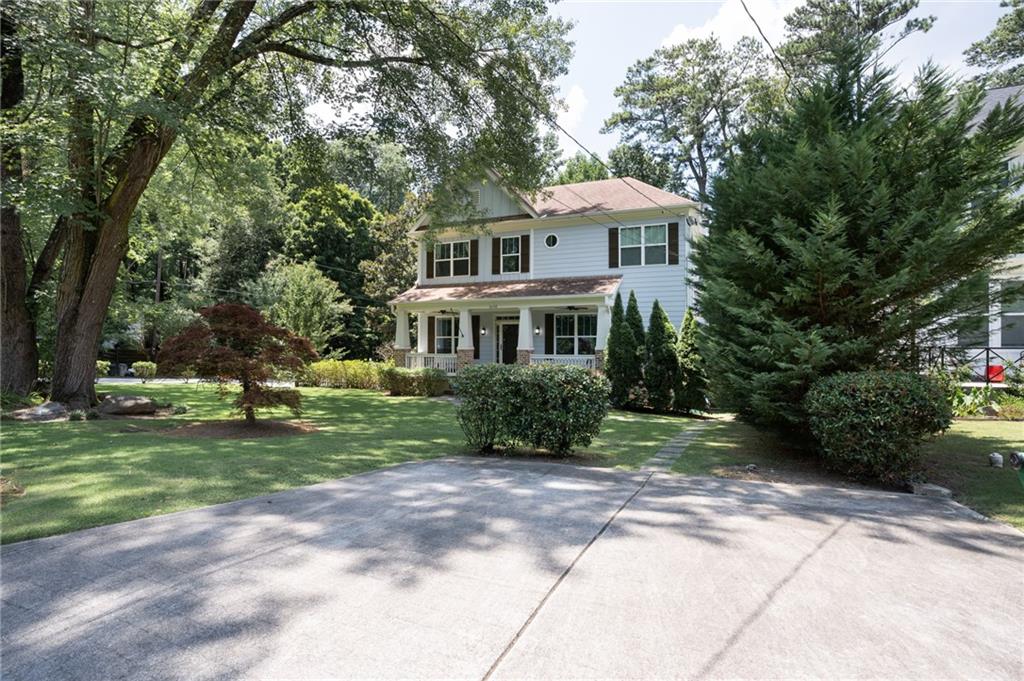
[159,304,316,424]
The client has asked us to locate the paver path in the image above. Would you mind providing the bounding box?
[2,458,1021,680]
[641,420,710,471]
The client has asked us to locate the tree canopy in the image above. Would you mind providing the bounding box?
[550,151,609,185]
[966,0,1024,88]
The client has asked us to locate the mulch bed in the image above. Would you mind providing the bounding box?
[161,419,319,439]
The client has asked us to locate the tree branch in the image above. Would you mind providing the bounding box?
[251,41,430,69]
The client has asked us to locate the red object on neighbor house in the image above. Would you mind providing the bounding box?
[987,365,1005,382]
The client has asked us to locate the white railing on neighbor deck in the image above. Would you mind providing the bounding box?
[531,354,596,369]
[407,352,458,375]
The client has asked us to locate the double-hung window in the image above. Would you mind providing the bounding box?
[1001,280,1024,347]
[554,313,598,355]
[501,236,521,273]
[434,241,470,277]
[619,224,667,266]
[435,317,457,354]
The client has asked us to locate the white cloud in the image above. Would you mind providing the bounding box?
[662,0,803,49]
[555,83,589,153]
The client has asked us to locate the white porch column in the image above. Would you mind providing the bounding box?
[416,312,429,353]
[517,307,534,350]
[394,309,411,349]
[458,308,474,352]
[595,303,612,351]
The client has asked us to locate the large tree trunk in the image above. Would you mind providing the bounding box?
[50,130,176,407]
[0,8,38,396]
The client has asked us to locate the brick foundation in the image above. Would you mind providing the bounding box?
[393,348,409,369]
[516,349,533,365]
[456,349,475,371]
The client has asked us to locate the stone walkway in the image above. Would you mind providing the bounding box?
[641,420,710,472]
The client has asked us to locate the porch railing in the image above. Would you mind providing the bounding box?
[918,346,1024,384]
[407,352,458,375]
[531,354,597,369]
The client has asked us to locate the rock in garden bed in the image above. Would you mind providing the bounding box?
[97,395,162,416]
[7,401,68,422]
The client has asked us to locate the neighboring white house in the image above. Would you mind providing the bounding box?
[389,174,700,374]
[937,85,1024,381]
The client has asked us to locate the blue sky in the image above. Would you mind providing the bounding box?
[550,0,1009,158]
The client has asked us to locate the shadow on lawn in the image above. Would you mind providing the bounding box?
[1,457,1021,680]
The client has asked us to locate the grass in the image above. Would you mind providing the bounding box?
[0,383,690,543]
[671,415,820,478]
[920,420,1024,530]
[674,415,1024,530]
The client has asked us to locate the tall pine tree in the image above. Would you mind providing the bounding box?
[674,308,708,413]
[695,54,1024,429]
[605,292,642,407]
[643,300,679,411]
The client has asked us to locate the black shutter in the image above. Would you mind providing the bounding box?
[427,316,435,353]
[544,313,554,354]
[472,315,481,360]
[668,222,679,265]
[608,228,619,268]
[470,239,479,276]
[425,247,434,279]
[520,234,530,273]
[491,237,501,274]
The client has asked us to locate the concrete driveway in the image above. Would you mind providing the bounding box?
[2,458,1021,680]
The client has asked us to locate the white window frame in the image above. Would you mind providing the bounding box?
[1000,280,1024,348]
[435,316,457,354]
[434,240,470,278]
[619,224,668,267]
[500,236,521,273]
[554,313,598,355]
[544,233,559,249]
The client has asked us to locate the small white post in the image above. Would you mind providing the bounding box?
[416,312,429,353]
[458,308,474,352]
[394,309,411,350]
[517,306,533,351]
[596,304,611,351]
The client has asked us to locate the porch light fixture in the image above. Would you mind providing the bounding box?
[480,327,487,336]
[534,326,541,335]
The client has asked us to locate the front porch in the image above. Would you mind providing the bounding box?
[389,277,624,376]
[394,305,609,375]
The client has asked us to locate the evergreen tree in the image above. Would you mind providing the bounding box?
[624,291,646,354]
[673,308,708,413]
[604,292,641,407]
[643,300,679,411]
[694,55,1024,429]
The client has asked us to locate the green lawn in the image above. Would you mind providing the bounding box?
[674,415,1024,530]
[671,416,819,478]
[0,383,690,543]
[920,420,1024,530]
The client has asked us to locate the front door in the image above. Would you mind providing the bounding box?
[499,324,519,364]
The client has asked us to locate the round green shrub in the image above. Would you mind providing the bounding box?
[804,370,952,483]
[132,361,157,383]
[453,364,610,456]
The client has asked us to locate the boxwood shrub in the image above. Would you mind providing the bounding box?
[132,361,157,383]
[381,366,449,397]
[804,370,952,483]
[453,364,611,455]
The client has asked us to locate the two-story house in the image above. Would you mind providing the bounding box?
[944,85,1024,381]
[389,174,700,374]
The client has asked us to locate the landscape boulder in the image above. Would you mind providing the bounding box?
[7,402,69,422]
[98,395,160,416]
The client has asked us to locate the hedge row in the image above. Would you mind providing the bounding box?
[305,359,388,390]
[453,364,610,455]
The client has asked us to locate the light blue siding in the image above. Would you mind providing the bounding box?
[533,219,693,329]
[416,215,695,330]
